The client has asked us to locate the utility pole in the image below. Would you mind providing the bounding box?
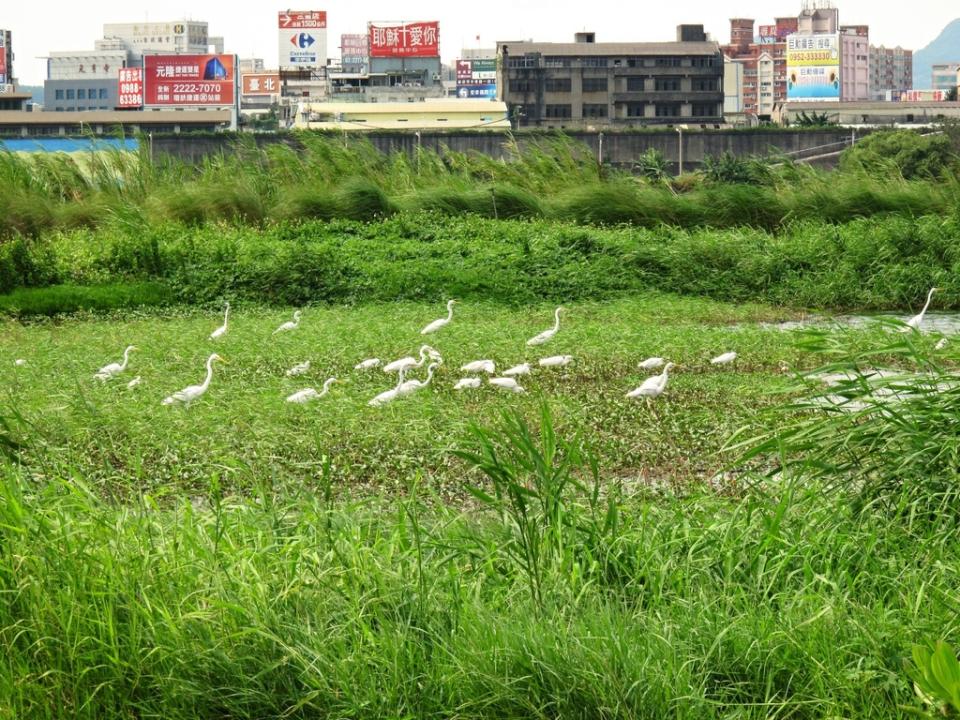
[676,126,684,175]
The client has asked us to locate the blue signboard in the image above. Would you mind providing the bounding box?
[456,84,496,99]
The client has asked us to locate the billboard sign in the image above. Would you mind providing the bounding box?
[279,11,328,68]
[758,25,777,44]
[456,84,496,99]
[786,34,840,101]
[341,33,369,66]
[369,21,439,57]
[900,89,947,102]
[117,67,143,108]
[143,54,236,106]
[242,72,281,95]
[0,31,7,84]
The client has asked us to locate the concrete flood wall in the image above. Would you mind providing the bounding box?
[153,129,861,171]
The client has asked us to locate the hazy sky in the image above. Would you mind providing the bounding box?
[4,0,958,86]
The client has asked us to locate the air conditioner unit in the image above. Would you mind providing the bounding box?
[432,73,441,81]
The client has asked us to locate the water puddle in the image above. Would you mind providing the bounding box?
[757,312,960,334]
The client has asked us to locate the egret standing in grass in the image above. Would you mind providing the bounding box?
[354,358,381,370]
[162,354,226,408]
[454,377,482,390]
[286,360,311,377]
[273,310,302,335]
[368,367,409,407]
[627,363,675,407]
[503,363,531,376]
[286,377,340,404]
[461,359,496,374]
[539,355,574,368]
[527,307,564,346]
[14,359,25,367]
[396,362,440,398]
[711,351,737,367]
[210,302,230,340]
[905,287,939,330]
[421,300,457,335]
[95,346,136,381]
[489,377,525,393]
[384,345,440,375]
[638,357,665,371]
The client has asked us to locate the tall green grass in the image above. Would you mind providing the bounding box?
[0,408,956,718]
[2,213,959,311]
[3,133,960,238]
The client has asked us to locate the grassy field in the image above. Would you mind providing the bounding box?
[2,295,798,497]
[2,294,959,717]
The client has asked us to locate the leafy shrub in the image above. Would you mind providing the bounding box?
[841,130,958,179]
[0,282,172,316]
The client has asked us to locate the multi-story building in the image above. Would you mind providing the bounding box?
[839,25,870,101]
[43,20,219,111]
[721,17,796,120]
[497,27,724,128]
[932,63,960,92]
[869,46,913,100]
[0,29,13,88]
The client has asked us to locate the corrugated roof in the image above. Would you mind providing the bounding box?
[303,100,508,115]
[498,41,721,56]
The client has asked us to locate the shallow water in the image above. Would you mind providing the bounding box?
[758,312,960,334]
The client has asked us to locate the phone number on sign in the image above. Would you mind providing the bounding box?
[170,83,226,93]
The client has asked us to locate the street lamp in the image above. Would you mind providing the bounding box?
[676,125,684,176]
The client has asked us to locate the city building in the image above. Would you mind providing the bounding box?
[497,27,724,129]
[43,20,220,111]
[1,28,13,89]
[0,109,232,136]
[869,46,913,100]
[839,26,870,101]
[721,17,797,120]
[932,63,960,92]
[293,99,510,130]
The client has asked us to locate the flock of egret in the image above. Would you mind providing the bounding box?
[81,299,746,410]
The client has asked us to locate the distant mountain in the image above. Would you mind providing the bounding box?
[913,18,960,89]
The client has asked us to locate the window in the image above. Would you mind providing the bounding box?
[66,89,75,99]
[655,78,681,92]
[507,56,536,69]
[582,103,608,118]
[55,89,64,100]
[544,104,572,118]
[691,57,715,67]
[545,78,571,93]
[582,77,608,92]
[77,89,86,100]
[626,77,646,92]
[544,57,571,68]
[692,103,717,116]
[511,79,534,93]
[692,78,717,92]
[99,88,108,99]
[655,103,681,117]
[656,57,682,67]
[625,102,646,117]
[55,106,64,112]
[583,57,608,68]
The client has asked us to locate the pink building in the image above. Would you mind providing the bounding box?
[840,27,870,101]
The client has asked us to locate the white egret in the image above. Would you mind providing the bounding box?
[13,359,25,367]
[368,367,409,407]
[396,362,440,398]
[286,377,340,404]
[936,338,948,351]
[905,287,939,330]
[539,355,574,368]
[626,363,675,403]
[638,357,665,371]
[384,345,438,375]
[421,300,457,335]
[162,354,226,407]
[454,377,482,390]
[489,377,525,393]
[286,360,311,377]
[95,346,136,381]
[527,307,564,346]
[461,359,496,374]
[273,310,302,335]
[711,351,737,366]
[503,363,531,376]
[354,358,381,370]
[127,376,142,389]
[210,302,230,340]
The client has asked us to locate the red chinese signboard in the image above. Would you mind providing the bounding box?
[242,73,281,95]
[369,21,439,57]
[117,67,143,108]
[278,10,327,29]
[143,54,236,106]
